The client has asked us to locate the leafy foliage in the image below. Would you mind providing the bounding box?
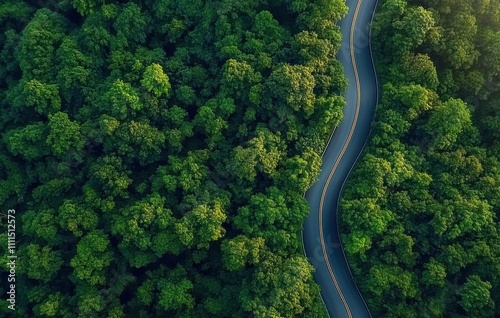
[341,0,500,317]
[0,0,348,316]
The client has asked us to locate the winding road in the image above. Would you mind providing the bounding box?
[302,0,379,317]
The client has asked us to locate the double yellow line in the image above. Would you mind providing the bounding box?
[318,0,362,317]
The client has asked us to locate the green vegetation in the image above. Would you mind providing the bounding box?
[0,0,350,316]
[340,0,500,317]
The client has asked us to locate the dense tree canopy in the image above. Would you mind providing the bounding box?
[341,0,500,317]
[0,0,349,316]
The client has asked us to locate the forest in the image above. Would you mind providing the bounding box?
[0,0,350,316]
[340,0,500,317]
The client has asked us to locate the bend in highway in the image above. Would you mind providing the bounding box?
[302,0,379,317]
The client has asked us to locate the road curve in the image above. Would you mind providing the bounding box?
[302,0,379,317]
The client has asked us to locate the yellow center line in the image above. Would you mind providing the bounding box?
[318,0,362,317]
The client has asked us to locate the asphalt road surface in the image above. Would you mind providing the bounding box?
[302,0,379,317]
